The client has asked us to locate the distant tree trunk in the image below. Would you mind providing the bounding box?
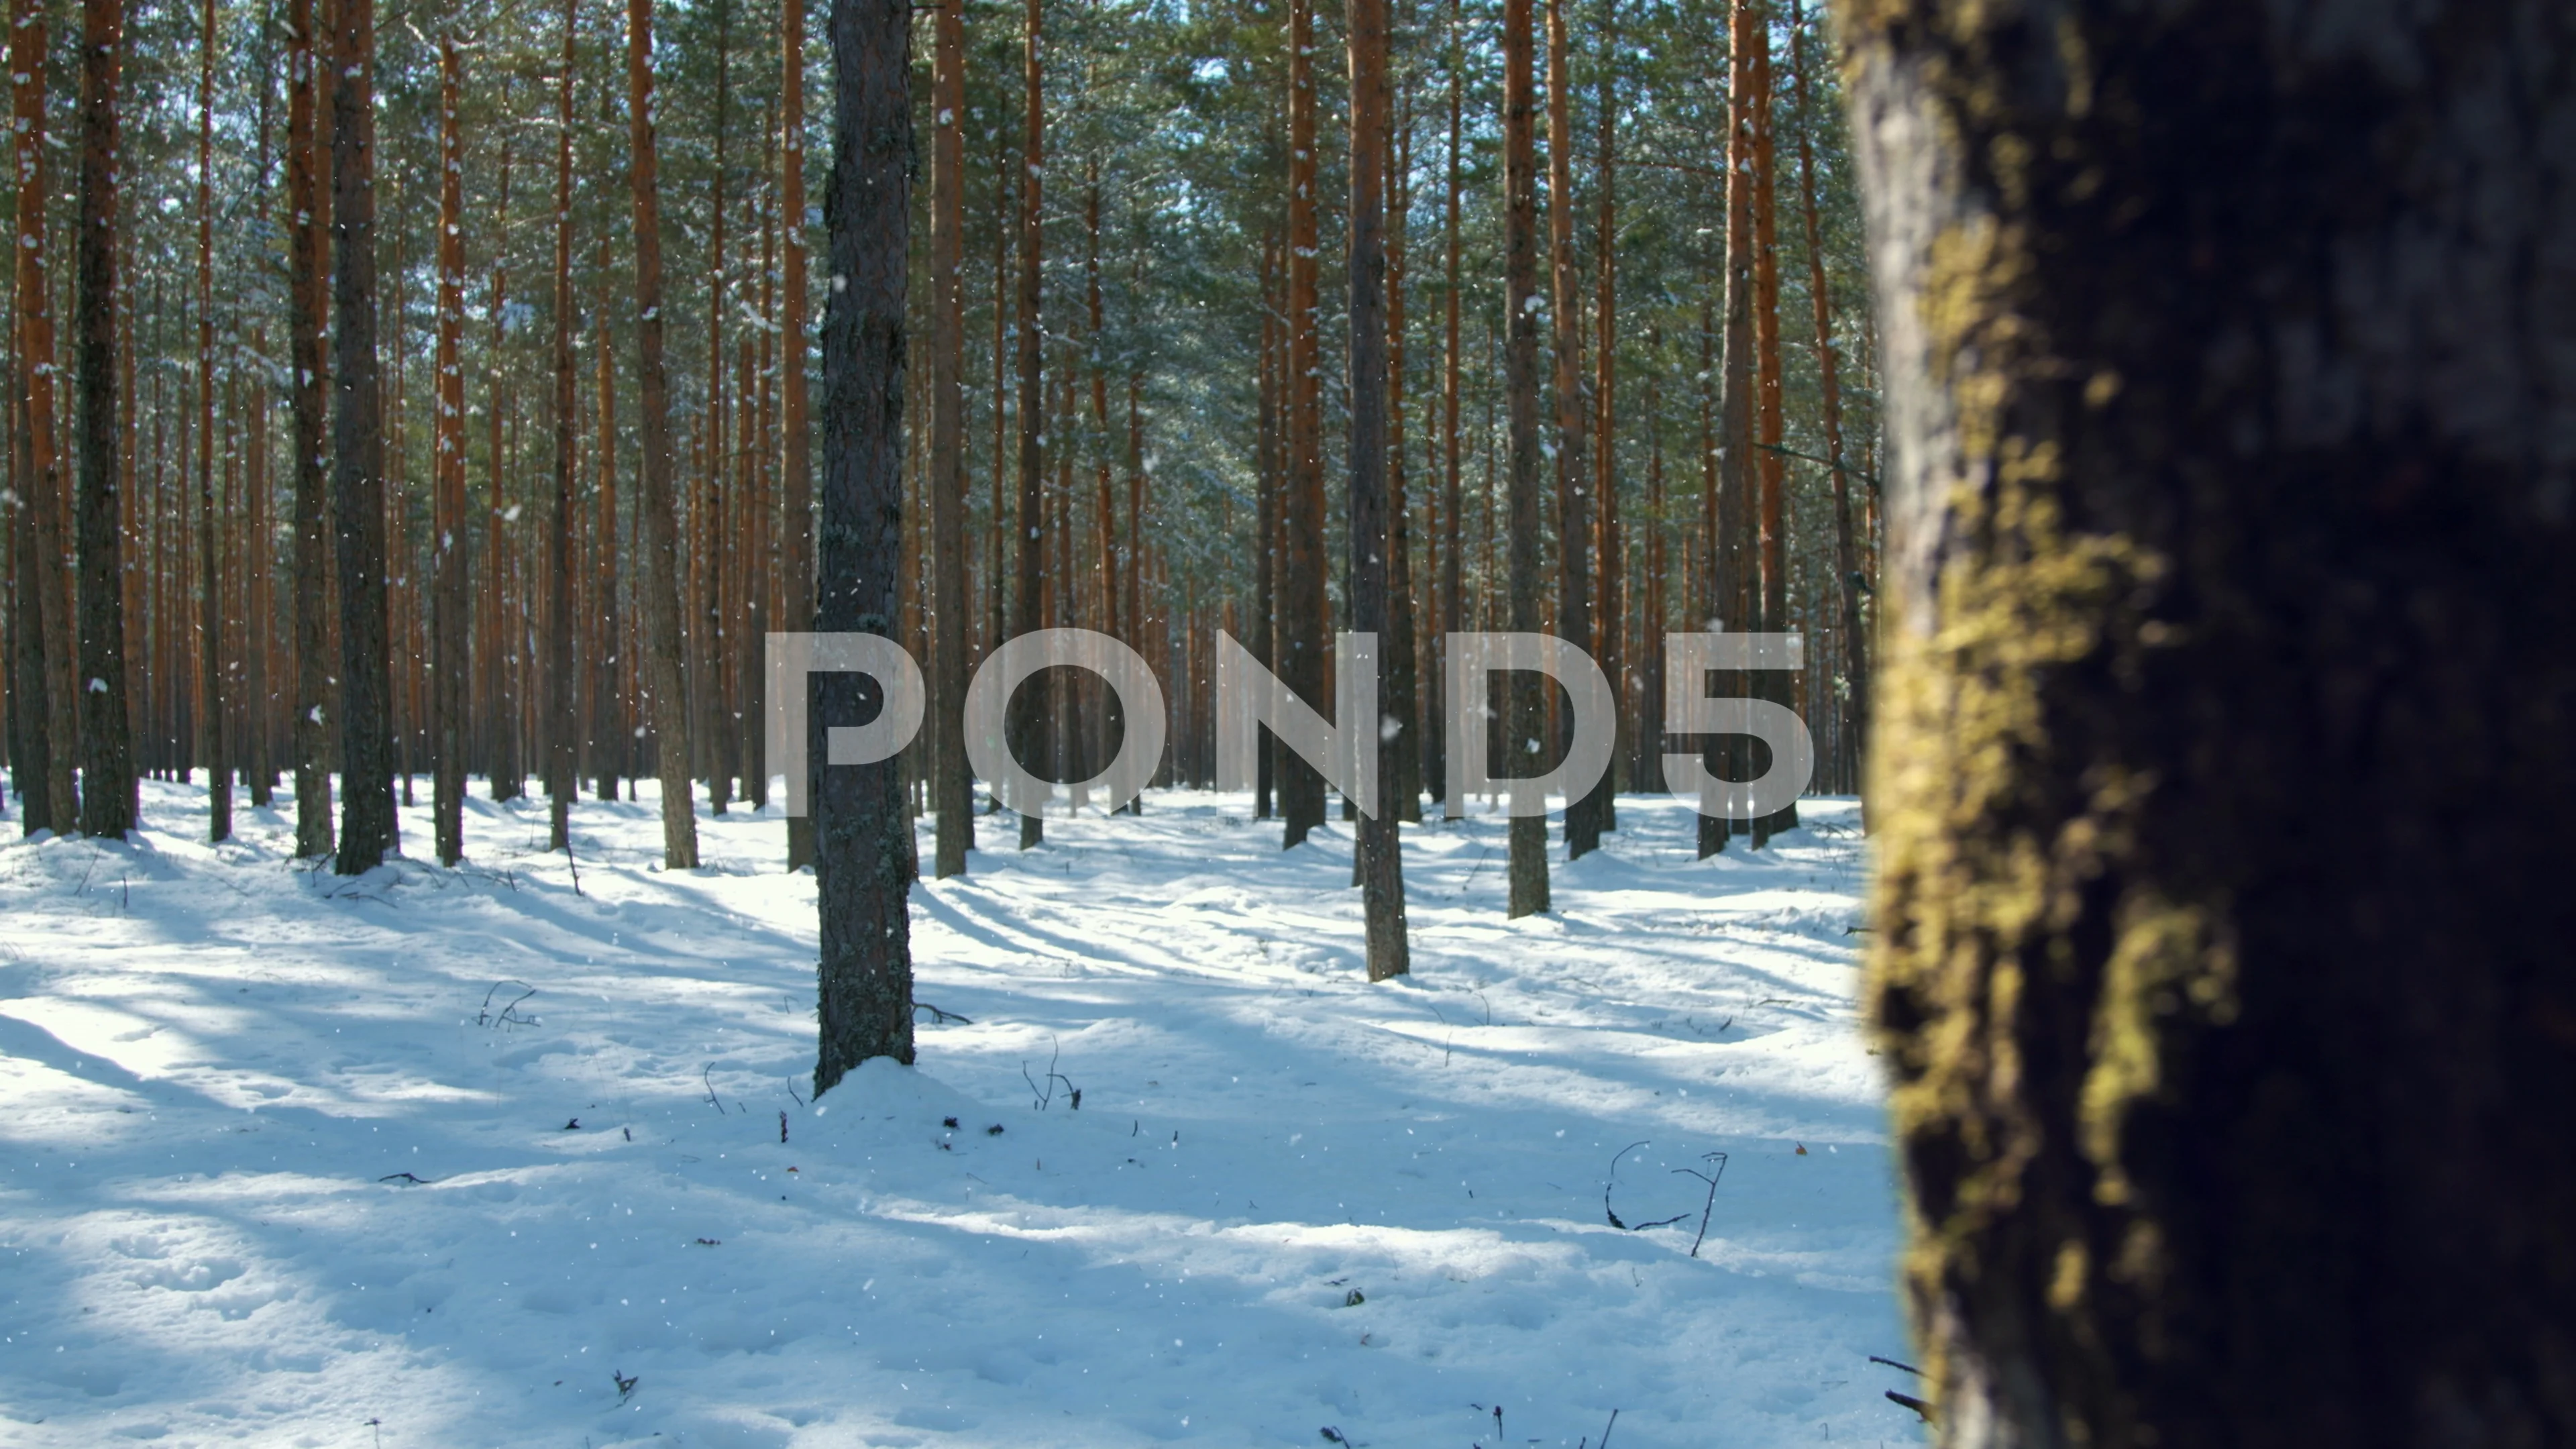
[698,0,733,817]
[1636,323,1664,794]
[1431,0,1462,812]
[812,0,915,1092]
[986,131,1010,668]
[1590,0,1619,831]
[1499,0,1548,916]
[780,0,814,870]
[483,129,520,803]
[1850,4,2576,1446]
[286,0,332,857]
[544,0,580,852]
[1747,5,1791,838]
[1008,0,1044,850]
[592,259,624,802]
[197,0,229,844]
[926,0,971,875]
[1544,0,1596,861]
[1346,0,1410,977]
[1788,0,1859,806]
[1384,87,1420,826]
[626,0,699,869]
[11,0,64,836]
[431,36,468,865]
[1701,0,1759,861]
[1277,0,1327,849]
[328,0,396,873]
[1252,233,1277,820]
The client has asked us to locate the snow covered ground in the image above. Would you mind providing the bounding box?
[0,777,1923,1448]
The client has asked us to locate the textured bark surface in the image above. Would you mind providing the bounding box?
[10,0,65,837]
[625,0,699,869]
[1846,3,2576,1446]
[196,0,227,845]
[812,0,915,1092]
[328,0,396,872]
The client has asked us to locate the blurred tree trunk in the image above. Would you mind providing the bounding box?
[328,0,396,872]
[625,0,699,869]
[1849,3,2576,1444]
[72,0,129,839]
[812,0,916,1091]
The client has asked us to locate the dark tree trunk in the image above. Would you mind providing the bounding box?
[1008,0,1044,850]
[1699,0,1760,861]
[626,0,699,869]
[592,276,623,802]
[432,37,468,865]
[1847,3,2576,1445]
[780,0,814,869]
[10,0,62,837]
[812,0,915,1093]
[286,0,333,857]
[926,0,971,875]
[197,0,227,844]
[545,0,579,852]
[1499,0,1547,916]
[1345,0,1409,979]
[1252,234,1277,820]
[1430,0,1461,813]
[1589,0,1619,832]
[1544,0,1596,861]
[329,0,396,872]
[325,0,392,869]
[1277,0,1328,849]
[1788,0,1860,810]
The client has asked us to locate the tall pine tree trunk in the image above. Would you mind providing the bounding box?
[11,0,66,836]
[1277,0,1327,849]
[286,0,333,856]
[1430,0,1461,814]
[329,0,396,872]
[780,0,814,869]
[1848,3,2576,1444]
[1589,0,1619,830]
[544,0,580,851]
[812,0,915,1091]
[1788,0,1859,809]
[1701,0,1759,861]
[197,0,229,843]
[431,36,468,865]
[1346,0,1409,977]
[927,0,971,875]
[1543,0,1596,861]
[1499,0,1547,916]
[1008,0,1045,850]
[626,0,699,869]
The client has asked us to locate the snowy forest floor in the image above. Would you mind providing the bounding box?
[0,778,1923,1449]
